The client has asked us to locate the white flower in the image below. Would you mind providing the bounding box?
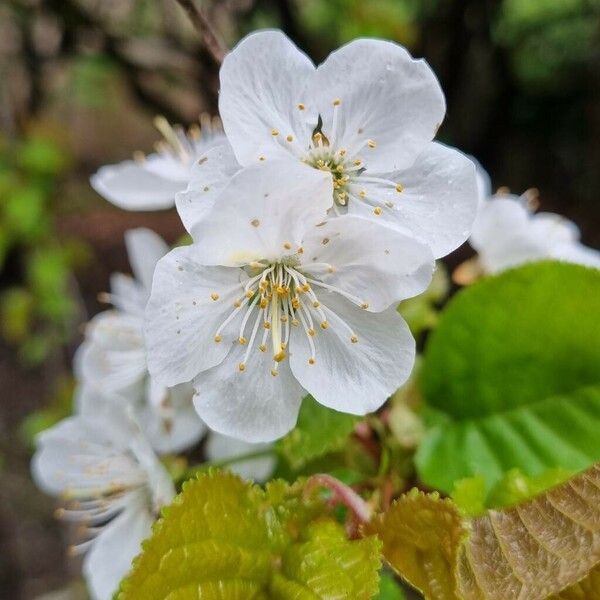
[198,29,477,259]
[468,168,600,274]
[76,228,206,454]
[31,403,174,600]
[205,432,275,482]
[91,114,226,211]
[145,161,434,442]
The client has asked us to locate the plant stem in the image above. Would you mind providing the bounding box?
[174,0,227,65]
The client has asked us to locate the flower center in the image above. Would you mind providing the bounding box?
[212,258,368,376]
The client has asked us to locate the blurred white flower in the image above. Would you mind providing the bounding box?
[145,161,434,442]
[461,166,600,277]
[31,403,174,600]
[76,228,206,454]
[91,114,226,211]
[204,29,477,259]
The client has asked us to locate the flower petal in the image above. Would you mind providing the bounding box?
[90,161,184,211]
[301,215,434,311]
[193,343,304,443]
[175,143,240,234]
[190,161,332,266]
[289,293,415,415]
[205,432,275,481]
[309,38,445,172]
[350,142,478,259]
[144,246,247,386]
[124,228,169,295]
[219,30,316,166]
[83,498,153,600]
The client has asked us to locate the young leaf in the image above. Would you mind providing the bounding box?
[418,262,600,491]
[366,462,600,600]
[277,395,359,470]
[119,470,381,599]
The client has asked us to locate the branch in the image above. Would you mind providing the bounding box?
[174,0,227,65]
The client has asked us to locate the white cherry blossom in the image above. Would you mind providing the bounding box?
[91,114,226,211]
[76,228,206,453]
[207,29,477,259]
[145,161,434,442]
[31,403,174,600]
[466,167,600,274]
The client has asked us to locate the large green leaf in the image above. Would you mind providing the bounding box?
[417,262,600,491]
[119,471,381,600]
[277,395,359,470]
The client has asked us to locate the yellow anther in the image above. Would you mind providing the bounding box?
[238,363,246,372]
[302,284,311,292]
[286,134,294,142]
[263,322,271,329]
[210,292,219,301]
[276,286,288,297]
[395,183,404,193]
[259,155,266,161]
[351,335,358,344]
[271,368,279,377]
[297,246,304,254]
[259,344,267,352]
[335,164,344,173]
[333,98,341,106]
[291,298,300,309]
[234,300,241,308]
[239,336,247,345]
[283,242,292,250]
[367,139,376,148]
[359,190,366,198]
[353,159,362,166]
[214,334,222,343]
[308,328,316,337]
[339,148,347,156]
[245,291,254,299]
[308,357,316,365]
[280,315,288,323]
[373,207,382,216]
[291,319,299,326]
[297,103,305,110]
[320,320,329,330]
[260,298,268,309]
[313,301,320,308]
[361,302,369,309]
[251,219,260,227]
[271,128,279,136]
[273,350,286,362]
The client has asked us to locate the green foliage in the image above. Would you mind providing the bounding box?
[375,573,406,600]
[417,262,600,492]
[277,395,359,470]
[119,471,381,599]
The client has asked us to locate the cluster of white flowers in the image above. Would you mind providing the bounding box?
[32,29,489,599]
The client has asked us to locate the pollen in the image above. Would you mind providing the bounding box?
[239,336,247,345]
[297,103,305,110]
[276,286,288,297]
[259,155,266,161]
[245,291,254,299]
[286,134,294,142]
[308,357,316,365]
[395,183,404,193]
[273,350,286,362]
[271,368,279,377]
[313,301,320,308]
[333,98,341,106]
[283,242,292,250]
[260,298,268,309]
[359,190,367,198]
[361,302,369,309]
[351,335,359,344]
[238,363,246,372]
[271,128,279,136]
[251,219,260,227]
[367,139,377,148]
[373,207,382,216]
[214,335,222,343]
[320,320,329,329]
[263,322,271,329]
[210,292,220,301]
[308,327,316,336]
[353,159,362,166]
[259,344,267,352]
[291,298,300,309]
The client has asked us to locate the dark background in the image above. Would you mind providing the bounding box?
[0,0,599,597]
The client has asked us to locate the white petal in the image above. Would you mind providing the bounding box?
[350,142,478,258]
[551,242,600,269]
[190,161,332,265]
[289,294,415,415]
[144,246,247,386]
[193,343,304,443]
[90,161,183,211]
[124,228,169,295]
[76,311,147,394]
[309,39,445,172]
[109,273,147,317]
[175,143,240,234]
[301,215,434,311]
[143,152,190,181]
[219,30,316,166]
[205,432,275,482]
[136,380,206,454]
[83,499,153,600]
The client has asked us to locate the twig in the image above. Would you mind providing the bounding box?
[174,0,227,65]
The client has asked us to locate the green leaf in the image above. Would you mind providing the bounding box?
[375,572,406,599]
[119,471,381,600]
[277,395,359,470]
[417,262,600,491]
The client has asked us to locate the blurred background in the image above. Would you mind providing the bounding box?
[1,0,599,597]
